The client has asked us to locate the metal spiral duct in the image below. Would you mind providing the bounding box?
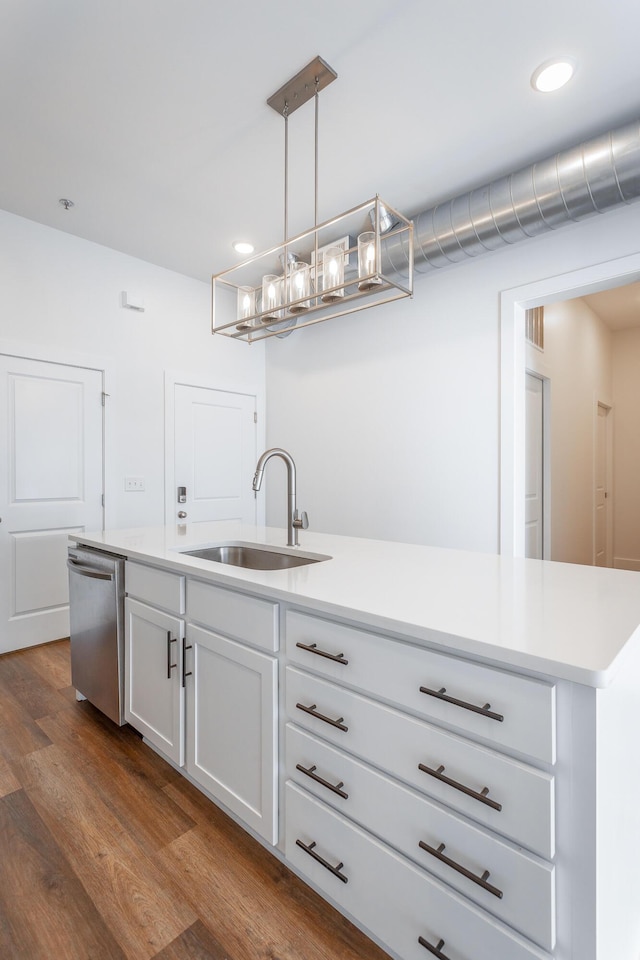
[384,117,640,276]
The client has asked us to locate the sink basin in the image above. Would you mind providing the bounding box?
[181,542,331,571]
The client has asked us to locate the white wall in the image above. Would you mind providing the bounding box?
[0,210,265,529]
[264,202,640,554]
[527,298,613,565]
[612,327,640,570]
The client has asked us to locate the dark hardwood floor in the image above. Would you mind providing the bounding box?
[0,640,389,960]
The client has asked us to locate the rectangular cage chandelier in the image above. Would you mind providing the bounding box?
[211,56,414,343]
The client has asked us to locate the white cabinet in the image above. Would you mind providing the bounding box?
[124,565,186,766]
[186,624,278,843]
[124,560,279,846]
[283,608,556,959]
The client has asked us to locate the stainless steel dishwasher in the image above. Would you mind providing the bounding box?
[67,544,126,725]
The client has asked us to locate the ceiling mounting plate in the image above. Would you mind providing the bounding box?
[267,56,337,117]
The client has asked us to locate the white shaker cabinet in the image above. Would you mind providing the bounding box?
[185,624,278,843]
[124,560,279,846]
[124,562,186,766]
[284,609,556,959]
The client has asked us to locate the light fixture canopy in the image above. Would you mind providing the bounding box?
[211,57,414,343]
[531,58,576,93]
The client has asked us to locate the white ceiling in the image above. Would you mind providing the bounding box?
[2,0,640,283]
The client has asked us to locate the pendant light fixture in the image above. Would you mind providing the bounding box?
[211,56,414,343]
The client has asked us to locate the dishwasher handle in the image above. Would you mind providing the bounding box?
[67,558,115,581]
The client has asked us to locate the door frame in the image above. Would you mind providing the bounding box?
[0,338,110,526]
[499,251,640,557]
[164,370,266,526]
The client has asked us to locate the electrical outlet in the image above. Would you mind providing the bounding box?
[124,476,145,492]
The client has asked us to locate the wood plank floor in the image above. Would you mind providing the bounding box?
[0,640,390,960]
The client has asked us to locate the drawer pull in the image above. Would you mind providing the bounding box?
[418,763,502,812]
[166,632,178,679]
[418,840,503,899]
[296,702,348,732]
[418,936,451,959]
[295,839,348,884]
[296,641,349,665]
[296,763,349,799]
[419,685,504,722]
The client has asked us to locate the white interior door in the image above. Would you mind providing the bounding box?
[594,402,612,567]
[0,355,104,653]
[524,373,544,560]
[172,384,257,524]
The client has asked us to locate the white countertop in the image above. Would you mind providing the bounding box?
[72,521,640,688]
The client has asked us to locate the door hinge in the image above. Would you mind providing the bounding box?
[101,493,105,507]
[101,391,110,406]
[254,411,257,424]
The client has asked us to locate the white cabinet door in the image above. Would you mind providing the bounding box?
[186,624,278,844]
[125,597,185,766]
[0,354,104,652]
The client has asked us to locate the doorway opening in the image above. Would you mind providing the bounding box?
[500,251,640,566]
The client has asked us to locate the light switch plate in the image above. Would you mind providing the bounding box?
[125,476,145,492]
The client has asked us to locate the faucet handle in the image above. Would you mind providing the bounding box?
[293,510,309,530]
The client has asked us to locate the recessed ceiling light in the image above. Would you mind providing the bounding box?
[233,240,254,254]
[531,59,576,93]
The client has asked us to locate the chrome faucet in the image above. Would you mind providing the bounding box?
[252,448,308,547]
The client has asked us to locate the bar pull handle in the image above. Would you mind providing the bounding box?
[182,636,193,687]
[418,840,503,899]
[419,685,504,723]
[66,558,114,581]
[167,632,178,679]
[418,936,451,959]
[295,839,348,884]
[296,702,348,732]
[418,762,502,812]
[295,641,348,665]
[296,763,349,799]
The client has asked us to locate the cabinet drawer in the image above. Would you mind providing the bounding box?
[286,611,555,765]
[187,578,279,652]
[286,724,554,951]
[286,667,554,859]
[126,561,185,614]
[285,782,550,960]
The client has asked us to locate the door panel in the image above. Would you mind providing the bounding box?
[0,356,104,652]
[525,373,544,560]
[595,403,611,567]
[172,384,256,524]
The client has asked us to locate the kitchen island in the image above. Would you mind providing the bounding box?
[70,521,640,960]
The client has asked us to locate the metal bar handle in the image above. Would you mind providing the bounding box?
[295,839,348,884]
[66,558,114,581]
[418,936,451,959]
[296,702,348,732]
[182,636,193,687]
[296,763,349,799]
[296,641,348,665]
[419,684,504,723]
[418,840,503,899]
[418,762,502,812]
[167,632,178,680]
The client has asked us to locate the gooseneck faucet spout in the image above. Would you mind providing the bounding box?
[252,448,308,547]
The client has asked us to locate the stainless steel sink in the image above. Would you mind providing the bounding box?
[181,542,331,570]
